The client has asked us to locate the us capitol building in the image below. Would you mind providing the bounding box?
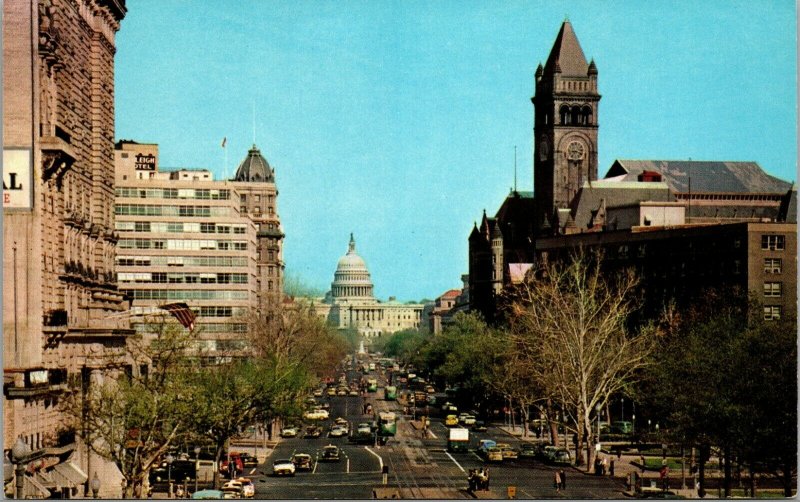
[312,235,423,337]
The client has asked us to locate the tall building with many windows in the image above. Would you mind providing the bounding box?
[3,0,129,497]
[114,140,259,359]
[231,145,285,311]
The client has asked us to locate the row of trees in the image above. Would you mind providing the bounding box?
[64,302,352,498]
[380,251,796,495]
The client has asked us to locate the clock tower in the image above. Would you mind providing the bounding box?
[532,20,600,231]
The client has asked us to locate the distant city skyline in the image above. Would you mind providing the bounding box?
[115,1,797,302]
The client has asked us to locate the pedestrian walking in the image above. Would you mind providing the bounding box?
[610,459,615,476]
[601,456,608,475]
[554,471,561,493]
[559,469,566,490]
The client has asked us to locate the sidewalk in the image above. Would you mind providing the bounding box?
[496,425,700,498]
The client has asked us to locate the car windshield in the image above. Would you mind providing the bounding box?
[274,459,292,465]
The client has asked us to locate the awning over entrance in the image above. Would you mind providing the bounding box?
[35,460,88,490]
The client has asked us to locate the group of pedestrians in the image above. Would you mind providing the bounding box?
[467,468,490,493]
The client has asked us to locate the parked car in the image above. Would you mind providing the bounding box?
[280,426,298,438]
[549,447,572,465]
[320,445,340,462]
[303,409,329,420]
[272,459,296,476]
[238,453,258,467]
[445,415,459,427]
[234,478,255,498]
[313,389,323,397]
[291,453,313,471]
[150,459,196,483]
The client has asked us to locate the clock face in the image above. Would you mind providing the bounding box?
[539,140,549,161]
[567,141,585,160]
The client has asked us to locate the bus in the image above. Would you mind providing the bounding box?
[367,379,378,392]
[377,411,397,437]
[384,385,397,401]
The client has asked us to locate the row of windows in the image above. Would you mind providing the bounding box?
[196,306,249,317]
[116,221,248,234]
[118,272,249,284]
[116,205,232,217]
[117,255,249,268]
[241,194,275,204]
[241,205,275,216]
[119,239,248,251]
[123,289,250,300]
[196,323,249,333]
[116,187,232,200]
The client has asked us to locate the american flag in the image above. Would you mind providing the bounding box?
[159,302,196,330]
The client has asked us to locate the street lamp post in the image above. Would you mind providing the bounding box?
[632,414,636,435]
[11,437,31,500]
[194,447,201,494]
[90,472,101,499]
[166,454,174,498]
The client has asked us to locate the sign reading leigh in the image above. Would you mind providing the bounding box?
[134,153,157,171]
[3,148,33,209]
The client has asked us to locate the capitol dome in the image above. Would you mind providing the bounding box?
[331,234,374,299]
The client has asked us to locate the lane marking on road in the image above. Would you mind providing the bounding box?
[428,430,437,439]
[364,446,383,471]
[346,458,350,473]
[249,468,256,475]
[312,458,319,474]
[444,452,466,473]
[470,451,483,462]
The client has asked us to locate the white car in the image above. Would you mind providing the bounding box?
[280,426,298,438]
[329,426,347,438]
[272,459,296,476]
[303,409,329,420]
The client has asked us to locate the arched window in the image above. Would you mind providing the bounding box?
[560,105,570,125]
[571,106,581,125]
[582,106,593,125]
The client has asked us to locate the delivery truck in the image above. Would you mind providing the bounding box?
[447,427,470,453]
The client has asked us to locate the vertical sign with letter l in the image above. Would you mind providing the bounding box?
[3,148,33,209]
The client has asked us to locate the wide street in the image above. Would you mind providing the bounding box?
[247,362,624,499]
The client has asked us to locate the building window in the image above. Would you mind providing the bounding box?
[240,206,247,214]
[763,306,782,321]
[761,235,785,250]
[733,260,741,275]
[255,195,261,203]
[764,258,782,274]
[763,282,782,297]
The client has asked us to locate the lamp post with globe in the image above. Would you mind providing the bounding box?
[90,472,101,498]
[194,447,201,494]
[166,454,174,498]
[10,437,31,499]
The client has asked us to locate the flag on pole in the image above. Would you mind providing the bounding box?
[221,137,227,148]
[159,302,196,330]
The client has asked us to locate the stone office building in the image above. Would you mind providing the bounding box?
[468,20,797,324]
[3,0,130,497]
[114,140,261,359]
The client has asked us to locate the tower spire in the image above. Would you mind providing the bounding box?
[348,233,356,254]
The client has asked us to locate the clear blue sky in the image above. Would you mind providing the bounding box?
[115,1,797,302]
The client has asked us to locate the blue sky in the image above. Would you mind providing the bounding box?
[115,1,797,302]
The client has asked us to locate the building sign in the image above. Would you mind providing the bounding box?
[134,153,157,171]
[28,369,49,385]
[3,148,32,209]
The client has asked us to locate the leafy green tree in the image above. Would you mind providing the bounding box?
[183,358,310,488]
[382,329,428,366]
[60,318,196,498]
[646,292,796,497]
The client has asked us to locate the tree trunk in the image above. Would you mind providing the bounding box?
[723,444,732,497]
[214,442,225,489]
[698,444,708,498]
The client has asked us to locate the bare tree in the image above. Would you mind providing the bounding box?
[509,250,658,470]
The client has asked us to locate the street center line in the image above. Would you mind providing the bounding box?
[445,452,466,473]
[249,467,256,475]
[346,458,350,473]
[364,446,383,471]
